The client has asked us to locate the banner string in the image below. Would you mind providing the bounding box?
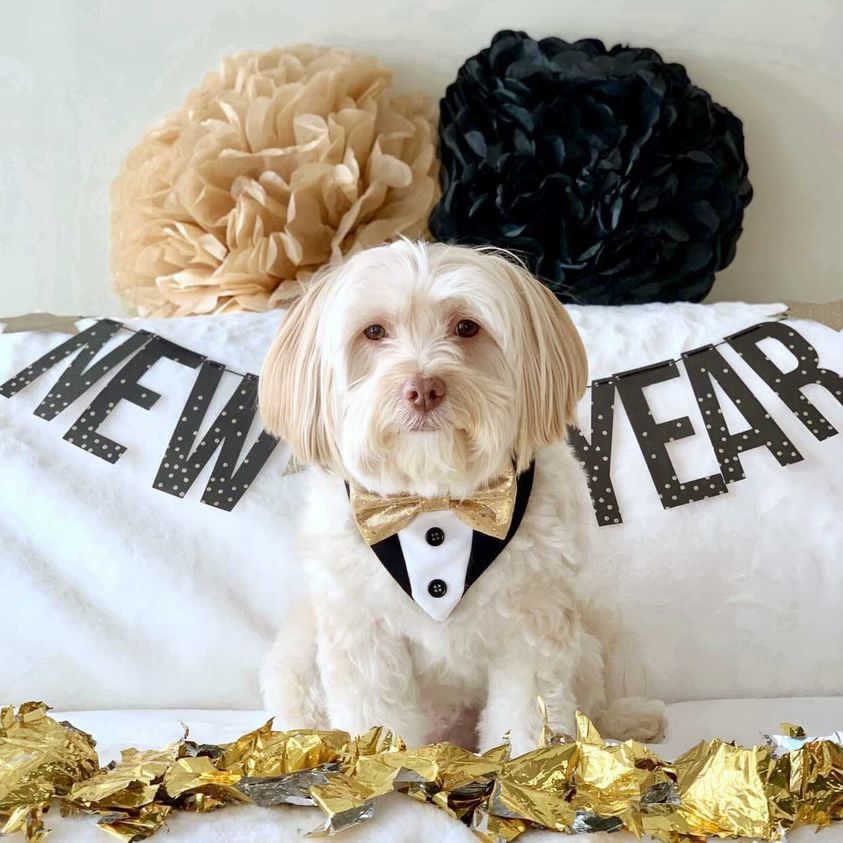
[581,311,790,390]
[111,321,252,380]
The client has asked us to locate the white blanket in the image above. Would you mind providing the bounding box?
[1,302,841,710]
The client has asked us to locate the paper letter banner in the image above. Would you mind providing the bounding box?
[1,321,279,512]
[569,321,840,525]
[2,319,840,522]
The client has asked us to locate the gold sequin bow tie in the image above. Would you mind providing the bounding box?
[349,466,517,546]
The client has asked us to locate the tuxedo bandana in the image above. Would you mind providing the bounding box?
[348,464,535,621]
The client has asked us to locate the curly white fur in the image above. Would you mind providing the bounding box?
[259,241,664,753]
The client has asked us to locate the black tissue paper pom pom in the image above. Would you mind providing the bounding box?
[429,30,753,304]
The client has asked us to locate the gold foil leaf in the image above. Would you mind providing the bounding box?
[639,802,697,841]
[575,709,604,745]
[766,728,843,758]
[482,742,512,766]
[782,723,807,739]
[350,751,436,800]
[575,739,674,836]
[311,742,501,834]
[0,707,14,732]
[537,697,555,748]
[535,697,572,747]
[220,722,349,777]
[69,745,179,810]
[97,803,171,842]
[344,726,404,763]
[768,737,843,829]
[1,804,47,842]
[490,742,578,831]
[162,756,244,803]
[353,742,501,797]
[0,701,98,836]
[436,778,495,820]
[418,743,502,793]
[674,739,774,839]
[309,773,376,835]
[471,805,528,842]
[178,792,227,813]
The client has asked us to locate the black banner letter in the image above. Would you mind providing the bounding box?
[682,344,803,482]
[728,322,841,440]
[63,336,204,463]
[154,364,278,510]
[567,378,622,525]
[1,319,151,420]
[615,359,728,509]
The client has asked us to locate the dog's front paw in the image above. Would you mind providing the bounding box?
[480,707,549,758]
[505,727,544,759]
[596,697,667,743]
[260,637,326,730]
[383,713,429,749]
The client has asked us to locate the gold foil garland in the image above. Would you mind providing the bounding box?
[1,700,841,842]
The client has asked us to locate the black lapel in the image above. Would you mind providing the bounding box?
[345,461,536,601]
[369,533,413,597]
[343,481,413,597]
[464,461,535,592]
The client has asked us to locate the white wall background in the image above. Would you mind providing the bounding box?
[0,0,840,317]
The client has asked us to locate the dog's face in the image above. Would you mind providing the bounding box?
[260,242,587,497]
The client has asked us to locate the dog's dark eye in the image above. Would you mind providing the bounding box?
[363,324,387,341]
[455,319,480,338]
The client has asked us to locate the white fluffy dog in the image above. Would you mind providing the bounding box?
[259,240,664,754]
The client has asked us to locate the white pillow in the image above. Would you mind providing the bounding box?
[0,302,840,709]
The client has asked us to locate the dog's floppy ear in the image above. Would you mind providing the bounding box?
[507,261,588,468]
[258,268,340,469]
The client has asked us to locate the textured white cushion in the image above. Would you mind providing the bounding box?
[0,302,841,709]
[37,698,842,841]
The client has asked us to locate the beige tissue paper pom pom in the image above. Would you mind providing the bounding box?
[111,45,439,316]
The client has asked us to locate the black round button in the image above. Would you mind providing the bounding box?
[425,527,445,546]
[428,579,447,598]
